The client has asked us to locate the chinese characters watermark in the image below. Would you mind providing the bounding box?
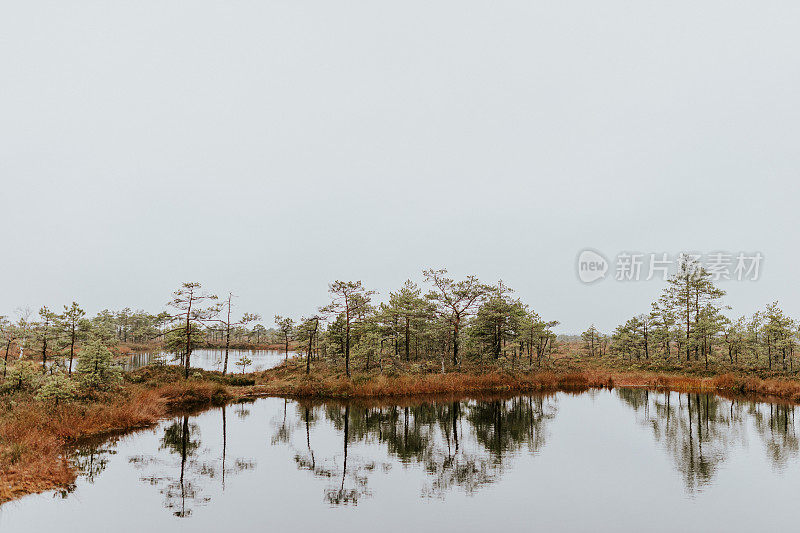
[577,250,763,283]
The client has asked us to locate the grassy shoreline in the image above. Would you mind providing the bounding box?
[250,356,800,403]
[0,374,234,504]
[6,358,800,505]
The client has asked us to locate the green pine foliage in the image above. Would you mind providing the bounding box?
[76,339,122,389]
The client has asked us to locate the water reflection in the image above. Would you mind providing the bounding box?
[752,402,798,469]
[617,389,799,492]
[73,438,119,484]
[43,389,800,521]
[128,405,256,517]
[277,396,558,505]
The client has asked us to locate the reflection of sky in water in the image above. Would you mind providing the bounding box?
[4,391,800,532]
[123,349,297,372]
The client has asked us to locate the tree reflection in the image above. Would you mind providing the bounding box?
[749,401,798,469]
[618,389,736,491]
[616,389,800,492]
[271,398,293,445]
[288,391,800,503]
[155,416,204,517]
[55,437,121,498]
[129,406,256,517]
[72,437,119,484]
[68,389,800,516]
[281,395,557,504]
[324,405,373,505]
[468,397,554,460]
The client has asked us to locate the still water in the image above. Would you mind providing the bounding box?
[3,389,800,532]
[123,348,296,373]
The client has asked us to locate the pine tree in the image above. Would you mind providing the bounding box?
[235,355,253,374]
[581,325,602,357]
[166,282,220,378]
[762,302,796,370]
[37,373,77,405]
[76,339,121,389]
[659,255,725,364]
[423,269,490,367]
[274,315,295,362]
[35,306,57,374]
[296,316,321,374]
[59,302,86,376]
[387,280,431,363]
[321,280,374,377]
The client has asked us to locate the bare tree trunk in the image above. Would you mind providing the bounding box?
[345,317,351,377]
[223,294,232,375]
[223,326,231,375]
[452,316,460,367]
[405,316,410,362]
[3,340,9,379]
[68,323,76,376]
[306,320,317,375]
[41,331,47,374]
[184,302,192,379]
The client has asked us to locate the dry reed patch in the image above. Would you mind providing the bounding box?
[0,379,232,504]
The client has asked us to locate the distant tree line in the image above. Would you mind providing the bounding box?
[0,300,283,379]
[581,255,799,371]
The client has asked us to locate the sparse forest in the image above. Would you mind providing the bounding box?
[3,264,800,507]
[0,269,562,394]
[3,260,800,403]
[589,255,799,373]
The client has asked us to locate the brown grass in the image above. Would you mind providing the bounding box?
[0,377,230,504]
[255,369,597,398]
[252,357,800,407]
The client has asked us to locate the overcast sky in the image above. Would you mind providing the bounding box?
[2,1,799,333]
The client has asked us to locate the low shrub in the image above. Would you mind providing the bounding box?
[227,376,255,387]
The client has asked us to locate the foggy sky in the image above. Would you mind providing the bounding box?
[2,1,799,332]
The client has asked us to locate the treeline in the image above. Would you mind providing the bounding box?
[282,269,560,377]
[0,283,268,398]
[143,272,561,379]
[2,270,561,387]
[582,255,798,370]
[0,304,153,378]
[0,303,286,376]
[0,270,558,384]
[13,256,798,394]
[0,304,173,402]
